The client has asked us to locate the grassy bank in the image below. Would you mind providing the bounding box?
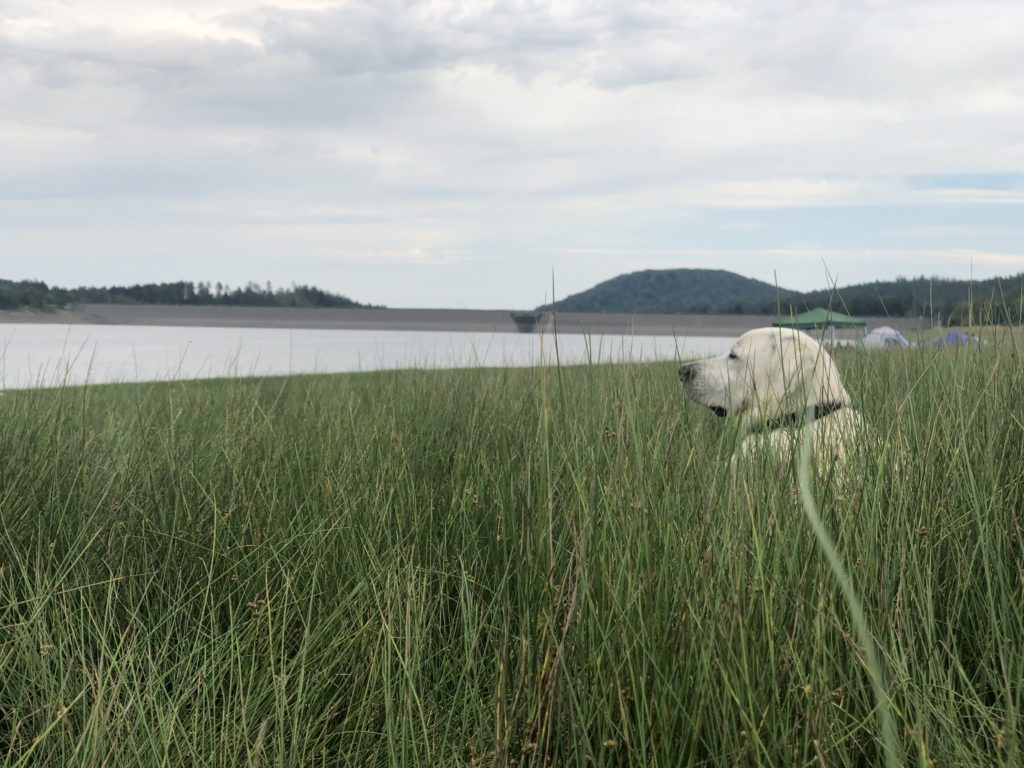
[1,335,1022,766]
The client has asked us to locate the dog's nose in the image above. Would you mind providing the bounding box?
[678,363,695,383]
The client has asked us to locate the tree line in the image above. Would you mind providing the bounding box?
[0,279,373,310]
[544,268,1024,325]
[790,275,1024,325]
[5,272,1022,324]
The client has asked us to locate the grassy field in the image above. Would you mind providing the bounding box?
[1,332,1022,766]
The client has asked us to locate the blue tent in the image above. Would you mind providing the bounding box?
[932,331,980,348]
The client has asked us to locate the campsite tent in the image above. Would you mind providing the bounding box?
[862,326,910,348]
[773,308,866,346]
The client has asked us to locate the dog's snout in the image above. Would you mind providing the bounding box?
[678,363,696,384]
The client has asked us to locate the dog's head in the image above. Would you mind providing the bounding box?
[679,327,850,432]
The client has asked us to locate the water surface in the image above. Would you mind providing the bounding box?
[0,324,733,390]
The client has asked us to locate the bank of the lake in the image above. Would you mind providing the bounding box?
[0,303,933,338]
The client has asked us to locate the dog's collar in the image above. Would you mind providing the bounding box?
[749,401,844,435]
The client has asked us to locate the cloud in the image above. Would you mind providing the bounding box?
[309,245,472,265]
[1,0,1023,307]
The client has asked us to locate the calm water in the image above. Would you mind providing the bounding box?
[0,324,734,391]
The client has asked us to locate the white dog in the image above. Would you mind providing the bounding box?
[679,327,865,478]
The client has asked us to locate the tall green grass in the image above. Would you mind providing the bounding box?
[1,332,1021,766]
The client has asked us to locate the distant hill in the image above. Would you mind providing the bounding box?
[540,269,799,314]
[795,275,1024,322]
[541,268,1024,323]
[0,279,376,311]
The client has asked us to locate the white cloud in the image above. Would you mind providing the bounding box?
[1,0,1023,307]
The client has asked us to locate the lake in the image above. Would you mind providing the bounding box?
[0,324,734,390]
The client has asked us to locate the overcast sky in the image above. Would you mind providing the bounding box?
[3,0,1024,308]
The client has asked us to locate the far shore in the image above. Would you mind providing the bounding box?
[0,304,933,338]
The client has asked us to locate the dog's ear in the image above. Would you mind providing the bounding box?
[808,348,850,406]
[771,331,850,413]
[767,334,808,415]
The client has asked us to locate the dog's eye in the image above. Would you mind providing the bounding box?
[728,352,738,360]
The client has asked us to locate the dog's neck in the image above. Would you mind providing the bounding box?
[749,401,844,435]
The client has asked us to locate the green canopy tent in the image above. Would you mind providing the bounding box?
[773,308,866,346]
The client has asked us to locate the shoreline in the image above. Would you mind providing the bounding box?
[0,304,932,338]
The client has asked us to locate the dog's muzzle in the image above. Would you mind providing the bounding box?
[679,363,728,417]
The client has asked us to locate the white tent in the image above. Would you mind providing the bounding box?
[862,326,910,348]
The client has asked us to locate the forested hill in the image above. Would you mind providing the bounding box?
[541,268,1024,322]
[6,271,1023,322]
[794,275,1023,321]
[540,269,798,314]
[0,279,374,310]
